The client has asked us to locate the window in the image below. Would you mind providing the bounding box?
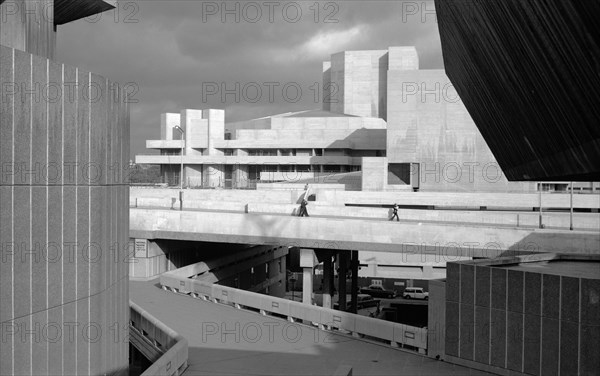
[388,163,411,185]
[224,149,234,156]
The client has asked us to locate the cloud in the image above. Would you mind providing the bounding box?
[297,25,369,61]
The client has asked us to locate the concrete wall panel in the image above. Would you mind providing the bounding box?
[491,268,506,310]
[445,301,459,357]
[524,272,542,316]
[490,308,506,368]
[542,274,560,319]
[474,266,490,307]
[541,317,559,376]
[474,306,489,364]
[0,46,129,376]
[460,264,474,305]
[507,270,523,313]
[559,320,579,376]
[506,311,523,372]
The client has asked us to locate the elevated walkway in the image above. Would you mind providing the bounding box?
[130,208,600,257]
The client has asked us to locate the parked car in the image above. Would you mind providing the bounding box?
[334,294,380,310]
[402,287,429,300]
[359,284,396,299]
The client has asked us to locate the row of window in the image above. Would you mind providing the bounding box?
[161,148,386,157]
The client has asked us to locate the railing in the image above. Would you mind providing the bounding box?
[159,274,428,354]
[130,301,189,376]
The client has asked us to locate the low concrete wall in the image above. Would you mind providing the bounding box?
[131,187,301,204]
[246,203,600,230]
[130,301,188,376]
[256,183,346,191]
[159,274,428,353]
[317,190,600,210]
[131,188,600,213]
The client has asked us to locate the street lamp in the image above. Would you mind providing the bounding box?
[173,126,185,190]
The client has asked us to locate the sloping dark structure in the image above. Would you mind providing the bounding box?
[435,0,600,181]
[0,0,115,25]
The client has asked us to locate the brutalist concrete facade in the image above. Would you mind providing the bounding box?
[0,1,130,375]
[443,255,600,376]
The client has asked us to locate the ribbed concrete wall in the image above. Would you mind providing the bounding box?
[445,261,600,375]
[0,45,130,375]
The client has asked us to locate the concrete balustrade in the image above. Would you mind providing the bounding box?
[245,203,600,230]
[130,301,188,376]
[182,200,246,212]
[131,187,302,203]
[158,274,428,353]
[256,183,346,191]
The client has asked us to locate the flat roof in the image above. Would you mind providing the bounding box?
[495,260,600,279]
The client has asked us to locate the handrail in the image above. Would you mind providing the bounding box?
[130,301,189,376]
[159,274,428,354]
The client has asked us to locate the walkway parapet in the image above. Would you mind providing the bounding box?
[159,272,428,353]
[130,301,189,376]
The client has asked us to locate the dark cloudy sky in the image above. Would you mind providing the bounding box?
[56,0,443,158]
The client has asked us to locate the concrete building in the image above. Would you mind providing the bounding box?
[136,46,542,192]
[0,1,130,375]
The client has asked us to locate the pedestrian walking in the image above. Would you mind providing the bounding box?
[298,199,309,217]
[390,203,399,221]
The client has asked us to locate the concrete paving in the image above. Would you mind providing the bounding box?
[130,279,491,376]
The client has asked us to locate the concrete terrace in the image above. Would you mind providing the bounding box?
[130,279,491,376]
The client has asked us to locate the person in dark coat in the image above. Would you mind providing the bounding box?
[390,203,399,221]
[298,199,309,217]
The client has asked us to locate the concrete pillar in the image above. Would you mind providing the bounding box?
[338,251,349,311]
[302,267,313,305]
[203,164,225,188]
[299,249,317,305]
[323,256,334,309]
[185,165,202,188]
[350,251,359,313]
[234,164,249,188]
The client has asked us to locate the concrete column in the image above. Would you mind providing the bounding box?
[350,251,359,313]
[338,251,349,311]
[322,256,334,309]
[203,164,225,188]
[299,249,317,305]
[302,267,313,305]
[185,165,202,188]
[234,164,249,188]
